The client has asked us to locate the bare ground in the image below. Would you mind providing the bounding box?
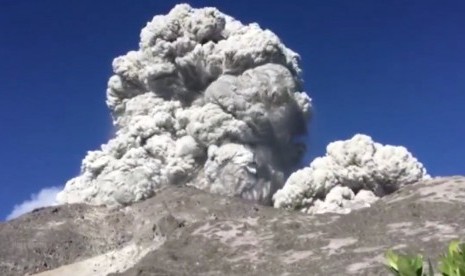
[1,176,464,276]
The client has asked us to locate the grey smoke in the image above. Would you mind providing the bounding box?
[57,5,429,215]
[57,4,312,206]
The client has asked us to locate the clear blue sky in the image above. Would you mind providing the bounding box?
[1,0,464,219]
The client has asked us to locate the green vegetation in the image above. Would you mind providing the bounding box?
[385,240,465,276]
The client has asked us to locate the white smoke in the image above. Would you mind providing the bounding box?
[7,187,61,220]
[57,4,312,206]
[273,134,430,214]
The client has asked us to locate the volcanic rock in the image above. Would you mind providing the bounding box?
[1,176,464,276]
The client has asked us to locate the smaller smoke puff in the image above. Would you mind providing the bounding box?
[273,134,430,214]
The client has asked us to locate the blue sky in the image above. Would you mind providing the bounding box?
[1,0,464,220]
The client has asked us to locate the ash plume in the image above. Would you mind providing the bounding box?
[57,4,312,206]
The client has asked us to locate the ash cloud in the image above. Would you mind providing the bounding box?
[57,5,429,214]
[57,4,312,206]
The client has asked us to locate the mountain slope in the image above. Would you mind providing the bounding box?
[1,176,464,276]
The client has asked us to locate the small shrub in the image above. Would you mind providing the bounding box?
[385,240,465,276]
[438,241,465,276]
[385,249,428,276]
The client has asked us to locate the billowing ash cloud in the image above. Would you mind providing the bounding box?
[273,134,430,214]
[57,4,312,206]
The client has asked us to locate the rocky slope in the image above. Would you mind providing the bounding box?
[1,176,464,276]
